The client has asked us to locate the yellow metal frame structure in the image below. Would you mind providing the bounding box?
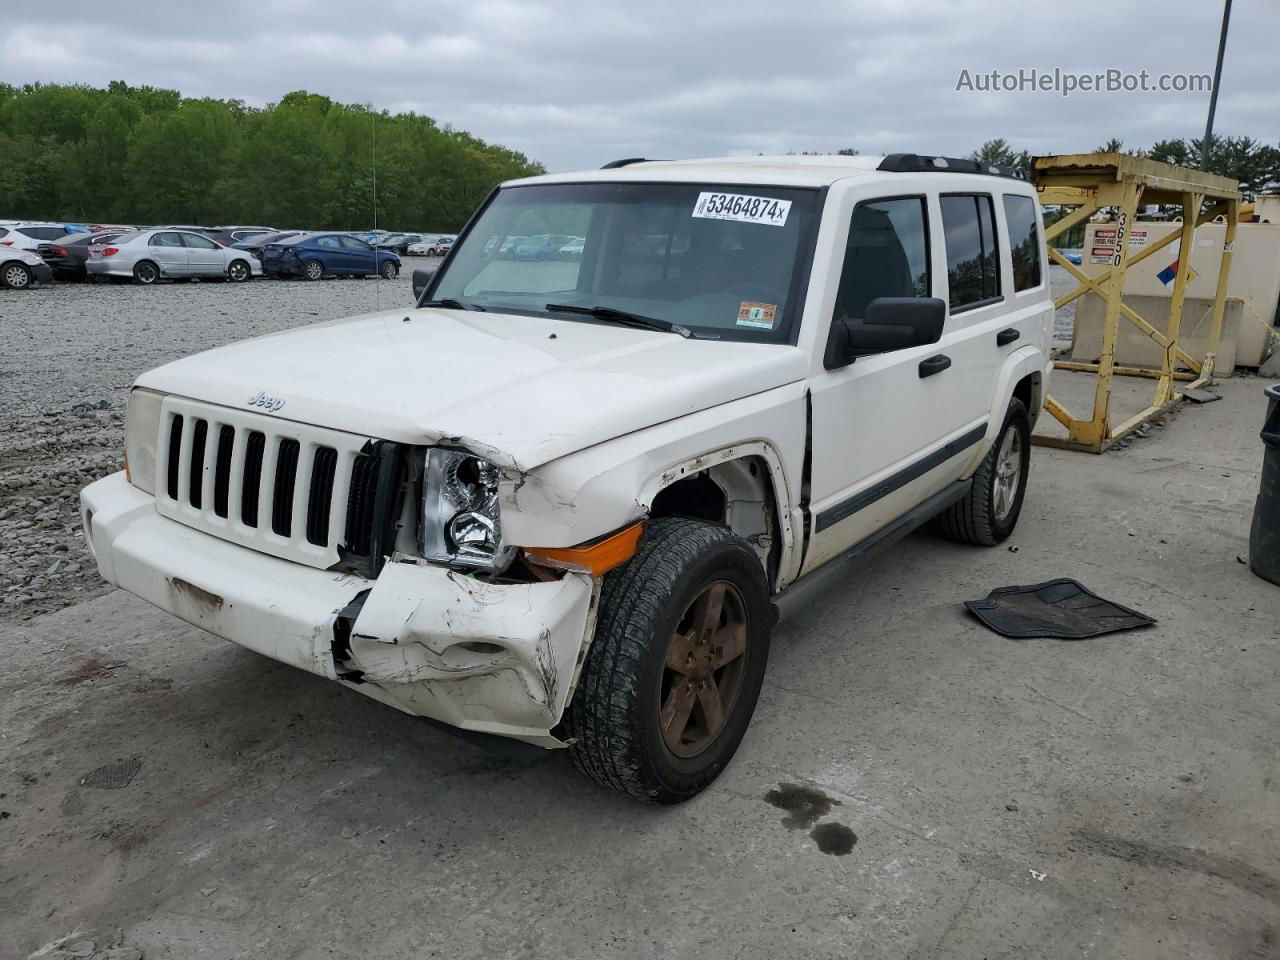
[1031,153,1241,452]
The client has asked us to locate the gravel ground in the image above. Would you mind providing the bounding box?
[0,272,421,624]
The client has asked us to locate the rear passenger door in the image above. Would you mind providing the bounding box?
[315,235,345,272]
[148,232,189,275]
[803,192,992,573]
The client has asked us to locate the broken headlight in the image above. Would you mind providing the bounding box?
[420,448,516,572]
[124,388,165,495]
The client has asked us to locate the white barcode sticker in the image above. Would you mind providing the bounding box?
[693,192,791,227]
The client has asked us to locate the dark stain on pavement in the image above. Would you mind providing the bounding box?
[765,782,840,830]
[810,821,857,856]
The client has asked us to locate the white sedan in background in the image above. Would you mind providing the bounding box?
[87,229,262,285]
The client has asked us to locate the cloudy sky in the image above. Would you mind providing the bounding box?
[3,0,1273,171]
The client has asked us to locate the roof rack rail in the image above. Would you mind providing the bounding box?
[600,157,650,169]
[877,153,1026,181]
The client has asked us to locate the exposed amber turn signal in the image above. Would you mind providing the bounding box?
[523,521,645,576]
[124,452,132,486]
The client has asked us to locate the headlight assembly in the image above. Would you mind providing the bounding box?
[420,448,516,572]
[124,388,165,495]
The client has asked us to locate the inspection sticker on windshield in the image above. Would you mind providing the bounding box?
[693,192,791,227]
[737,301,777,330]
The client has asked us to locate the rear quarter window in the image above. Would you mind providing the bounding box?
[1002,194,1043,291]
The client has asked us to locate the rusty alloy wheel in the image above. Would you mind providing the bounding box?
[659,580,750,758]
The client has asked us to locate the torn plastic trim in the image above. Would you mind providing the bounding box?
[336,558,597,745]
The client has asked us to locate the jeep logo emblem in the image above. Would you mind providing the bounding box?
[248,391,286,413]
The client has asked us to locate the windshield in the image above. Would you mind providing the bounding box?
[431,181,820,342]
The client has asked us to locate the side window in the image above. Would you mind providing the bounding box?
[833,196,929,323]
[940,194,1000,310]
[150,232,182,247]
[182,233,219,249]
[316,236,341,249]
[340,236,370,251]
[1002,194,1042,291]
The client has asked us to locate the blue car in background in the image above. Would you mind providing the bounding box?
[260,232,401,281]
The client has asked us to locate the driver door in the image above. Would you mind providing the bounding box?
[802,193,986,573]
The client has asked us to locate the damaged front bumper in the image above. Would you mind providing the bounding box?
[81,471,596,747]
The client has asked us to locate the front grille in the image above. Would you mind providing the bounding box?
[157,400,396,572]
[344,451,381,557]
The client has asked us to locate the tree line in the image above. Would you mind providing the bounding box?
[0,82,546,231]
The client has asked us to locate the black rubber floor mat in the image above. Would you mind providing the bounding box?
[965,578,1155,640]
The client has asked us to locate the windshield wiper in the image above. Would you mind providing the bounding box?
[419,298,486,311]
[544,303,691,338]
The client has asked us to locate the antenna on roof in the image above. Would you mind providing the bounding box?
[372,107,380,312]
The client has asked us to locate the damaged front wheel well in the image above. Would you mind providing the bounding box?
[649,456,780,587]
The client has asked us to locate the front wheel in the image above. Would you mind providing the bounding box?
[2,262,33,289]
[379,260,398,280]
[563,517,772,803]
[227,259,251,282]
[939,397,1031,545]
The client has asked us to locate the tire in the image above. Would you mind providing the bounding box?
[379,260,398,280]
[302,259,324,281]
[563,517,772,803]
[227,259,251,283]
[2,262,32,289]
[132,260,159,285]
[939,397,1031,546]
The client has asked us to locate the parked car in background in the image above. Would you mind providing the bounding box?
[377,234,428,256]
[204,225,276,246]
[1,247,52,289]
[428,235,456,256]
[0,224,80,251]
[513,234,574,260]
[86,229,261,284]
[559,236,586,259]
[232,230,304,259]
[497,235,527,258]
[407,237,439,256]
[37,231,129,281]
[260,233,400,280]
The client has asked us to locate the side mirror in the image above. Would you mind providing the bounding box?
[824,297,946,368]
[412,266,437,306]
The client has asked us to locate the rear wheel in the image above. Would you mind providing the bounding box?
[939,397,1031,545]
[379,260,398,280]
[132,260,159,285]
[2,262,32,289]
[302,259,323,281]
[563,517,772,803]
[227,259,251,282]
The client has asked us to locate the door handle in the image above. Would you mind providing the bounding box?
[918,354,951,378]
[996,327,1021,346]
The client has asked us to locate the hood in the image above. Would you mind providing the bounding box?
[136,307,808,470]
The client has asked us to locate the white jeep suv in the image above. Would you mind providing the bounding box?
[81,154,1052,802]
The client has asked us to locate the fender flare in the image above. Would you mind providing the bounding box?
[962,345,1048,477]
